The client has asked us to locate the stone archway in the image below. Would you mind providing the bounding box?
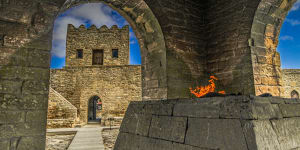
[60,0,167,100]
[0,0,166,149]
[250,0,298,96]
[88,95,101,122]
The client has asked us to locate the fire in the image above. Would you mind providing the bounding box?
[189,76,226,98]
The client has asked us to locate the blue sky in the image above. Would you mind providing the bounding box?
[278,0,300,69]
[50,3,141,68]
[51,2,300,69]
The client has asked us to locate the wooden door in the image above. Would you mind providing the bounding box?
[93,50,103,65]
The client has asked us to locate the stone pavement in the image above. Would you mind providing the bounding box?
[67,124,105,150]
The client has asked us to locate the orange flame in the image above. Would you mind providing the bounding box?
[189,76,226,98]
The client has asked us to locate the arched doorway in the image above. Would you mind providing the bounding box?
[291,90,299,99]
[88,96,102,122]
[251,0,299,96]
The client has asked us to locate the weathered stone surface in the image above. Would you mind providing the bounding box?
[173,98,222,118]
[115,132,207,150]
[0,139,9,150]
[279,104,300,117]
[120,114,151,136]
[250,100,282,119]
[252,120,281,150]
[17,136,46,150]
[185,118,248,150]
[149,116,187,143]
[271,118,300,150]
[144,103,173,116]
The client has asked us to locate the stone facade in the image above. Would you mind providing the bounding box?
[282,69,300,99]
[66,24,129,67]
[49,25,142,126]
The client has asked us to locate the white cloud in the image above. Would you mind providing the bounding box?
[51,3,127,58]
[285,18,300,26]
[291,0,300,11]
[68,3,117,27]
[280,35,294,41]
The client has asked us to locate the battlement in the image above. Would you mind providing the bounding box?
[67,24,129,33]
[65,24,130,67]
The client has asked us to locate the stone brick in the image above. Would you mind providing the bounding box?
[251,120,281,150]
[271,118,300,150]
[149,116,187,143]
[173,100,220,118]
[279,104,300,117]
[26,110,47,123]
[5,111,25,123]
[246,100,282,119]
[120,113,151,136]
[0,139,9,150]
[2,94,48,110]
[17,136,46,150]
[144,103,173,116]
[185,118,248,149]
[14,123,46,137]
[0,80,22,95]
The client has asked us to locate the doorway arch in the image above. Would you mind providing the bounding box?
[291,90,299,99]
[88,96,101,121]
[251,0,298,96]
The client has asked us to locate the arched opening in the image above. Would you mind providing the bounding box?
[251,0,300,97]
[88,96,101,122]
[49,2,163,126]
[0,0,166,149]
[291,90,299,99]
[59,0,167,101]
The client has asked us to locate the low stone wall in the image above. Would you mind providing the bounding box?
[47,119,76,129]
[114,96,300,150]
[102,117,123,127]
[282,69,300,98]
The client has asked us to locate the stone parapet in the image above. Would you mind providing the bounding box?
[114,96,300,150]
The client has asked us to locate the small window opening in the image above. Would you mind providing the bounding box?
[291,90,299,99]
[0,34,5,46]
[112,49,118,58]
[77,49,83,59]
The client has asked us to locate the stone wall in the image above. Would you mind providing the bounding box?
[205,0,259,95]
[145,0,208,99]
[66,25,130,67]
[282,69,300,98]
[50,65,142,125]
[251,0,298,96]
[47,87,77,128]
[115,96,300,150]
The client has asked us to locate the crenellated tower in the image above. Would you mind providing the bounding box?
[65,24,130,67]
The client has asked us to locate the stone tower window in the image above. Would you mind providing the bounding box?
[77,49,83,59]
[92,49,104,65]
[112,49,118,58]
[291,90,299,99]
